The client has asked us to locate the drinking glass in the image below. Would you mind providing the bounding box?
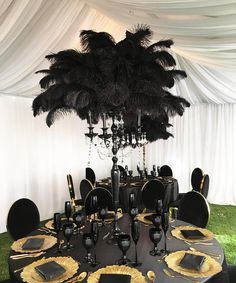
[169,207,178,222]
[129,207,139,220]
[149,227,162,256]
[91,195,98,220]
[161,212,169,254]
[82,233,94,264]
[130,220,141,266]
[90,220,100,266]
[65,201,72,222]
[53,213,61,253]
[129,192,135,209]
[98,206,108,226]
[73,211,85,234]
[117,234,131,265]
[62,223,74,250]
[152,214,161,229]
[128,170,133,179]
[155,199,163,215]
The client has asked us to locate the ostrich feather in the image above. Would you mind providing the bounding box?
[46,107,77,127]
[147,39,174,51]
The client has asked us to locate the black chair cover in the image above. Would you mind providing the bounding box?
[85,167,96,186]
[178,191,210,228]
[84,187,113,215]
[67,174,75,199]
[141,180,165,210]
[80,179,93,203]
[7,198,40,240]
[191,167,203,192]
[201,174,210,199]
[118,165,126,178]
[159,165,173,177]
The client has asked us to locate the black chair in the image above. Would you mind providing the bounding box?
[79,179,94,205]
[141,179,165,211]
[85,167,96,187]
[159,165,173,177]
[178,191,210,228]
[191,167,203,192]
[118,165,126,179]
[200,174,210,199]
[84,187,113,215]
[7,198,40,240]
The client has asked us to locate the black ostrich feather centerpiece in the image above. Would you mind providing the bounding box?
[32,25,190,144]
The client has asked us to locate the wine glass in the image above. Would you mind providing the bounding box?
[128,170,133,179]
[53,213,61,253]
[130,220,141,266]
[152,214,161,229]
[65,201,72,222]
[90,220,100,267]
[169,207,178,223]
[117,234,131,265]
[98,206,108,226]
[139,170,144,180]
[149,227,162,256]
[155,199,163,215]
[91,195,98,220]
[129,207,139,220]
[73,212,85,234]
[82,233,94,264]
[62,223,74,250]
[161,212,169,254]
[129,192,135,208]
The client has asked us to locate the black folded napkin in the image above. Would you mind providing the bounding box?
[180,253,205,271]
[180,229,205,239]
[35,261,66,280]
[22,238,45,250]
[99,274,131,283]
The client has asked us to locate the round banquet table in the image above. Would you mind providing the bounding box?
[9,215,225,283]
[97,176,179,212]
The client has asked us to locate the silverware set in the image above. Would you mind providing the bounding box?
[10,251,45,260]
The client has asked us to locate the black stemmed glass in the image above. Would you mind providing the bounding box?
[129,192,135,208]
[117,234,131,265]
[91,195,98,220]
[98,206,108,226]
[161,212,170,254]
[155,199,163,215]
[53,213,62,254]
[152,214,161,229]
[62,223,74,250]
[65,201,72,222]
[128,170,133,179]
[149,227,162,256]
[130,220,141,266]
[128,192,138,220]
[82,233,94,264]
[90,220,100,267]
[73,212,85,234]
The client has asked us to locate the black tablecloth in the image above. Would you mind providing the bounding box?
[97,176,179,212]
[9,216,226,283]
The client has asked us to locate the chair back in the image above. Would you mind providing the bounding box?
[200,174,210,198]
[191,167,203,192]
[159,165,173,177]
[178,191,210,228]
[80,179,93,203]
[84,187,113,215]
[7,198,40,240]
[141,179,165,210]
[86,167,96,187]
[66,174,75,200]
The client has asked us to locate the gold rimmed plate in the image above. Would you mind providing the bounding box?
[165,250,222,278]
[45,218,74,230]
[11,235,57,253]
[90,211,123,222]
[87,265,146,283]
[136,213,153,225]
[171,226,214,242]
[21,256,79,283]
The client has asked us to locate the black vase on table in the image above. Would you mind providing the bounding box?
[117,234,131,265]
[53,212,62,254]
[130,219,141,266]
[161,212,170,254]
[149,227,162,256]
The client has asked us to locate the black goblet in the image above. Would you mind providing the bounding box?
[128,170,133,179]
[98,206,108,226]
[152,214,161,229]
[149,227,162,256]
[117,234,131,265]
[62,223,74,250]
[129,192,135,209]
[53,213,61,254]
[129,207,139,220]
[130,220,141,266]
[161,212,170,254]
[90,220,100,267]
[73,212,85,234]
[91,195,98,220]
[82,233,94,264]
[65,201,72,222]
[155,199,163,215]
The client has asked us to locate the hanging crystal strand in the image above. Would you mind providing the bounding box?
[87,141,92,167]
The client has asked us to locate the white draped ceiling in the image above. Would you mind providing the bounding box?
[0,0,236,232]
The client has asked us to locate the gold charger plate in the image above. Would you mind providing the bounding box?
[165,250,222,278]
[171,226,214,242]
[45,218,74,230]
[21,256,79,283]
[90,211,123,222]
[11,235,57,253]
[136,213,153,225]
[87,265,146,283]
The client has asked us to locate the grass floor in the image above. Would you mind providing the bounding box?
[0,204,236,279]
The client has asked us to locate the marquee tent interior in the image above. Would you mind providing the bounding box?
[0,0,236,233]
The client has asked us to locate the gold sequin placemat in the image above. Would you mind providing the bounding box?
[11,235,57,253]
[87,265,146,283]
[171,225,214,242]
[165,250,222,278]
[21,256,79,283]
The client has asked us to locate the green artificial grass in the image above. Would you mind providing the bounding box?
[0,205,236,280]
